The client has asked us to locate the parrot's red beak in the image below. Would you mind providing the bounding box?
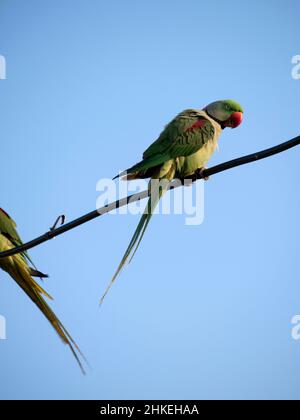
[224,111,243,129]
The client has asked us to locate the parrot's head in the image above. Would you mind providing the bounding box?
[204,99,244,129]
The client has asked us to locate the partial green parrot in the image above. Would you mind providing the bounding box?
[101,99,244,303]
[0,208,85,373]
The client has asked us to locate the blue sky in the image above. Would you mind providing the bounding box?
[0,0,300,400]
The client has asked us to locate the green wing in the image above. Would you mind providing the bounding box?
[0,208,34,266]
[144,109,214,159]
[0,209,23,247]
[122,110,215,177]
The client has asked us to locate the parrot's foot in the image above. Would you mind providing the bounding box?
[196,167,210,181]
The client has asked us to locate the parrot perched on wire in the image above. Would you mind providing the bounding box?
[0,208,85,373]
[100,99,244,303]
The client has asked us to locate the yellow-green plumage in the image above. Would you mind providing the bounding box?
[101,100,243,303]
[0,208,85,373]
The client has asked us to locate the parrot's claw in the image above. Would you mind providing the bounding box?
[50,215,66,231]
[196,167,210,181]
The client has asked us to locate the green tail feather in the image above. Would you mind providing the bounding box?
[100,180,166,305]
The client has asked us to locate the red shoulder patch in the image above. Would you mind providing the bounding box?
[185,119,206,132]
[0,208,12,220]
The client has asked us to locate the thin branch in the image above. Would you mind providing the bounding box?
[1,134,299,259]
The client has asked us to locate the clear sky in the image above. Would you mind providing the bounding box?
[0,0,300,400]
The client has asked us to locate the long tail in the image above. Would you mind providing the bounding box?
[8,256,87,374]
[100,179,168,304]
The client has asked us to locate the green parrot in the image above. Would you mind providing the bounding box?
[101,99,244,303]
[0,208,85,373]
